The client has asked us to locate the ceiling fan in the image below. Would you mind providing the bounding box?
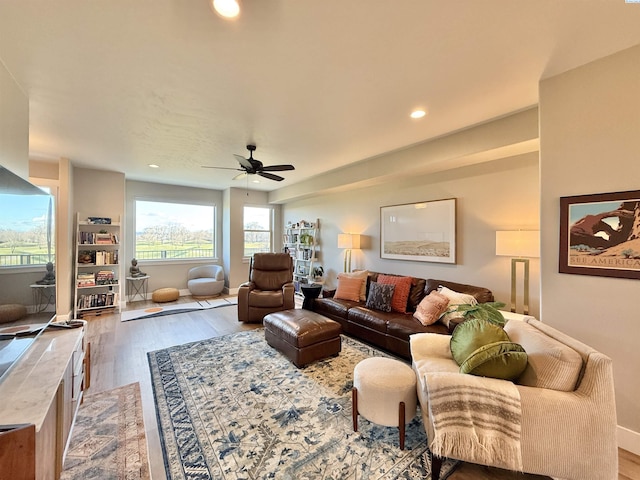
[202,144,295,182]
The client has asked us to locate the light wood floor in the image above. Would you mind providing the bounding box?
[82,296,639,480]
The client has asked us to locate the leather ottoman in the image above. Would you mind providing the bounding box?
[264,309,342,368]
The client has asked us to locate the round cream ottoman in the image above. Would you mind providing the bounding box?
[152,287,179,303]
[352,357,417,450]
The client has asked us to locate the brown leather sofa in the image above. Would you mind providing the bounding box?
[313,272,494,359]
[238,253,295,323]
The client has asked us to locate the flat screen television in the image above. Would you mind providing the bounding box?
[0,165,56,382]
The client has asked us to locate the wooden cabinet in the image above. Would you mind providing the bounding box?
[0,324,88,479]
[74,213,122,319]
[283,219,322,294]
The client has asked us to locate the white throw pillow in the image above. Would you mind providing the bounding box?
[437,285,478,327]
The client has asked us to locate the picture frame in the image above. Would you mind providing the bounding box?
[380,198,456,263]
[559,189,640,279]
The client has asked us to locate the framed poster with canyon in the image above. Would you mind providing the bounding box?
[380,198,456,264]
[559,189,640,279]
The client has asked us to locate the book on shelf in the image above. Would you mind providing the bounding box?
[78,232,118,245]
[77,291,118,309]
[95,270,116,285]
[77,272,95,287]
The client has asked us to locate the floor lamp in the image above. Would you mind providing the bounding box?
[338,233,361,273]
[495,230,539,315]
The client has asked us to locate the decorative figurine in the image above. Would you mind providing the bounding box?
[36,262,56,285]
[129,258,146,277]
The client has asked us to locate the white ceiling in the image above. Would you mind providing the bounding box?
[1,0,640,192]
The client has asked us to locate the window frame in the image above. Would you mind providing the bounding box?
[0,180,57,272]
[243,205,274,259]
[133,198,218,265]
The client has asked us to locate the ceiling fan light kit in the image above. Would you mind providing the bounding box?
[202,144,295,182]
[212,0,240,19]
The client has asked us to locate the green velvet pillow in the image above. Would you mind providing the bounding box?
[450,318,510,366]
[460,341,528,380]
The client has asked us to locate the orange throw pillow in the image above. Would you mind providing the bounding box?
[334,276,364,302]
[377,274,413,313]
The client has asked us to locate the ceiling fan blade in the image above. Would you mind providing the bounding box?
[234,154,253,170]
[232,172,248,180]
[201,165,242,171]
[258,171,285,182]
[261,164,295,172]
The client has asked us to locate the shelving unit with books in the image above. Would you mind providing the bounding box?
[283,219,322,295]
[74,213,122,319]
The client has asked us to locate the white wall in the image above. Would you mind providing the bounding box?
[223,187,282,292]
[0,59,28,177]
[0,63,36,308]
[540,44,640,452]
[283,152,540,318]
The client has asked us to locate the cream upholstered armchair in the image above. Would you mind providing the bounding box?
[410,318,618,480]
[238,253,295,323]
[187,265,224,297]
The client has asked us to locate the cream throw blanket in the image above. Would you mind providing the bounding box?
[425,372,523,471]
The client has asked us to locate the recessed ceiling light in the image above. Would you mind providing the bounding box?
[148,164,160,168]
[252,179,260,183]
[410,109,427,119]
[212,0,240,18]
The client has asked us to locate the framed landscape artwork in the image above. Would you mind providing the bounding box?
[559,189,640,279]
[380,198,456,263]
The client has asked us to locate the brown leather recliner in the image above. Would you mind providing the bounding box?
[238,253,295,323]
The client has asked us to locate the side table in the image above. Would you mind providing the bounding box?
[126,275,150,303]
[300,284,323,310]
[29,284,56,312]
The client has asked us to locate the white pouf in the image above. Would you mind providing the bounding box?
[352,357,417,449]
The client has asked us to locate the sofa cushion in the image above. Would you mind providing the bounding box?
[407,277,427,312]
[450,318,510,366]
[365,282,395,312]
[334,275,364,302]
[313,297,357,320]
[347,306,389,333]
[377,274,413,313]
[505,320,583,392]
[425,279,495,304]
[337,270,369,301]
[387,314,449,340]
[414,291,450,326]
[459,341,528,380]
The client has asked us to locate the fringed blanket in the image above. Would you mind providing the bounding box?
[424,372,523,471]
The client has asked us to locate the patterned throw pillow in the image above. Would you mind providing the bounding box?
[377,274,413,313]
[334,275,365,302]
[365,282,395,312]
[414,290,450,326]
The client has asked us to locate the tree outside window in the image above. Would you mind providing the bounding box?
[244,206,272,257]
[135,200,216,260]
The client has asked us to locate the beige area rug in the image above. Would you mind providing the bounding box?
[61,382,150,480]
[121,296,238,322]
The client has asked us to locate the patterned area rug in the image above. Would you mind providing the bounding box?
[61,382,150,480]
[148,330,458,479]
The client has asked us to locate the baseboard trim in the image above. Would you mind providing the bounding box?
[618,425,640,455]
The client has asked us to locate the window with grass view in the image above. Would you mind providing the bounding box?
[244,206,272,257]
[0,188,55,267]
[135,200,215,261]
